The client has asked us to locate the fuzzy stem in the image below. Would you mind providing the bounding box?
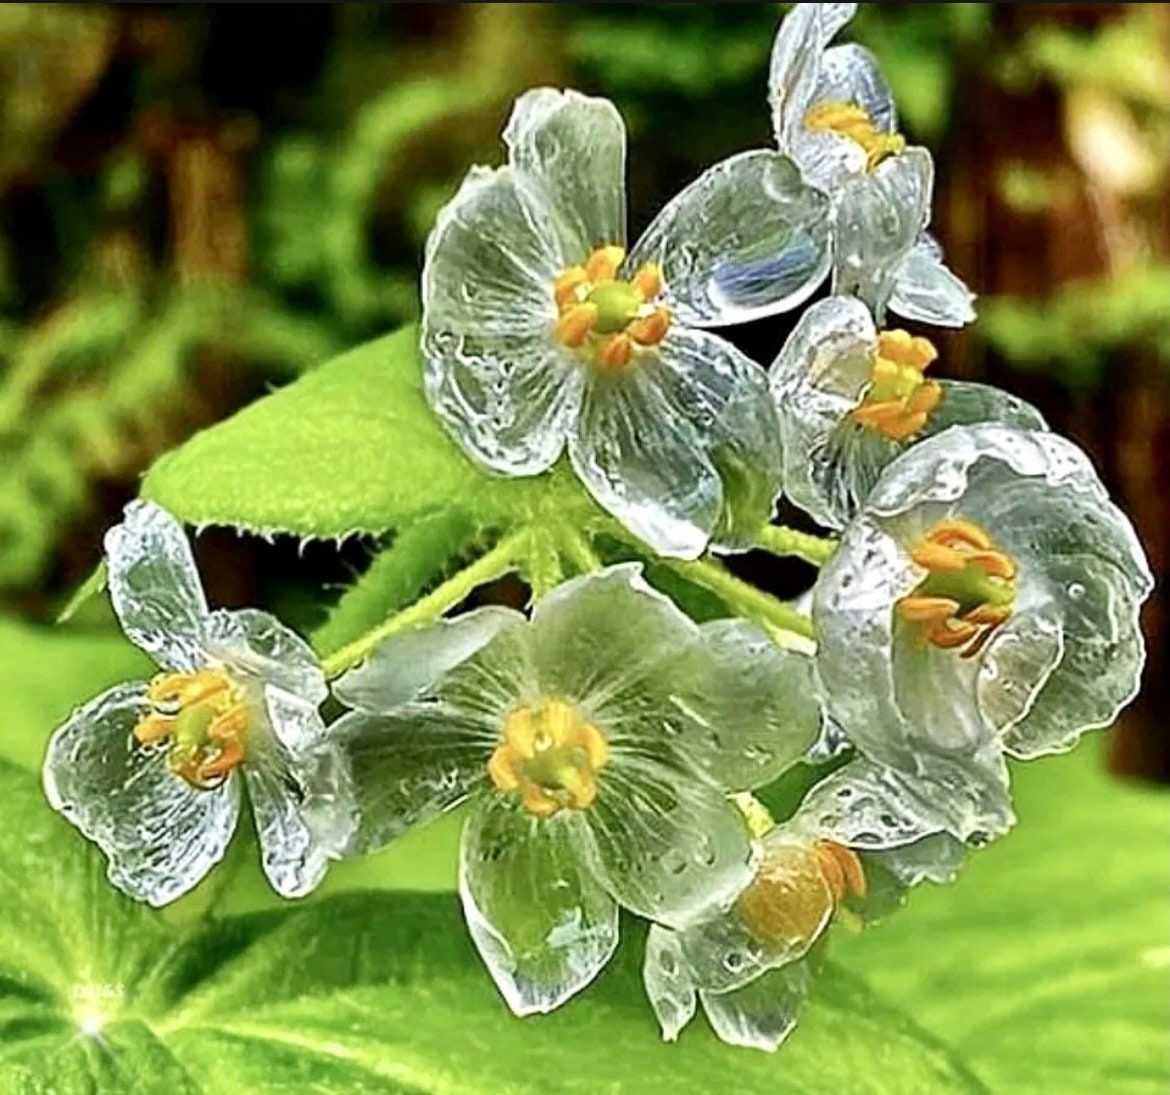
[559,524,603,575]
[754,523,838,567]
[321,527,530,677]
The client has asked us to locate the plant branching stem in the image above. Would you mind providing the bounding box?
[754,523,838,567]
[321,527,530,676]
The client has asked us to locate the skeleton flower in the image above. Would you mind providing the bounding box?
[644,759,963,1051]
[767,3,974,325]
[772,295,1046,529]
[332,564,824,1015]
[44,501,356,906]
[813,424,1153,841]
[422,88,833,559]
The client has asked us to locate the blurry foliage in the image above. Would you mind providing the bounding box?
[0,2,1165,612]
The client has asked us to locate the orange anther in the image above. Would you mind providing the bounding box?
[816,841,867,902]
[554,265,589,309]
[631,262,663,300]
[133,714,174,745]
[909,541,968,572]
[898,595,962,623]
[627,308,671,346]
[968,549,1017,580]
[906,381,943,414]
[929,519,992,551]
[197,737,244,782]
[585,245,625,284]
[597,334,632,369]
[554,303,598,348]
[925,619,979,649]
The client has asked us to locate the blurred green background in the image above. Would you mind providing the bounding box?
[0,2,1166,774]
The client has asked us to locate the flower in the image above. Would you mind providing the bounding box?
[332,564,825,1015]
[422,88,833,559]
[767,3,975,325]
[43,501,355,906]
[643,758,963,1051]
[771,295,1046,529]
[812,424,1153,841]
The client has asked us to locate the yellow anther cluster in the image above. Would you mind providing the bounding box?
[553,245,671,370]
[134,667,250,790]
[898,519,1018,659]
[804,100,906,172]
[852,330,943,442]
[736,839,867,948]
[487,698,609,818]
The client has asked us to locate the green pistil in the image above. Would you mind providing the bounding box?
[915,562,1015,617]
[587,280,641,333]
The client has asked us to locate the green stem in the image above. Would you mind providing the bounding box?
[754,523,838,567]
[663,555,816,642]
[559,524,603,575]
[321,527,530,677]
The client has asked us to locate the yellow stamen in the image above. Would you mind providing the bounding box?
[898,519,1018,658]
[804,100,906,172]
[134,667,250,790]
[852,329,943,442]
[488,699,609,818]
[551,245,672,366]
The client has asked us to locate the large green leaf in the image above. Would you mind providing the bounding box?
[141,326,597,541]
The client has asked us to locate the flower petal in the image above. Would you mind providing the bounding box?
[503,87,627,251]
[43,682,239,906]
[889,239,976,327]
[243,731,356,898]
[652,619,823,791]
[627,151,830,326]
[831,149,932,321]
[581,756,756,929]
[643,926,698,1042]
[421,165,584,476]
[200,608,326,707]
[699,959,813,1053]
[104,501,209,671]
[569,353,722,558]
[333,607,527,713]
[459,792,619,1016]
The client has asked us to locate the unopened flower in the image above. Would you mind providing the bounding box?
[813,424,1153,841]
[422,88,833,558]
[44,501,355,906]
[643,759,962,1051]
[771,296,1046,529]
[768,4,974,326]
[332,565,824,1015]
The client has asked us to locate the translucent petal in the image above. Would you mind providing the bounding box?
[581,756,755,929]
[503,87,627,252]
[627,151,831,325]
[243,732,356,898]
[976,601,1064,735]
[569,351,721,559]
[333,607,527,713]
[790,758,950,851]
[769,4,854,150]
[200,608,326,706]
[421,166,584,476]
[889,239,976,327]
[1005,554,1147,758]
[699,959,813,1053]
[674,835,832,994]
[643,926,698,1042]
[104,501,209,672]
[650,619,823,790]
[867,831,966,888]
[459,792,619,1016]
[331,619,533,852]
[831,149,932,322]
[43,682,239,906]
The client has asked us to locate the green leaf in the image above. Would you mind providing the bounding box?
[141,326,598,541]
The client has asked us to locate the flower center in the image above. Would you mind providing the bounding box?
[552,244,671,370]
[898,519,1018,659]
[133,668,250,790]
[851,330,943,442]
[487,698,609,818]
[736,839,866,948]
[804,100,905,172]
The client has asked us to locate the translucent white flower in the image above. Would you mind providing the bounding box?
[643,758,963,1051]
[332,564,825,1016]
[422,88,833,558]
[767,4,974,326]
[43,501,356,906]
[813,424,1153,841]
[771,295,1046,529]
